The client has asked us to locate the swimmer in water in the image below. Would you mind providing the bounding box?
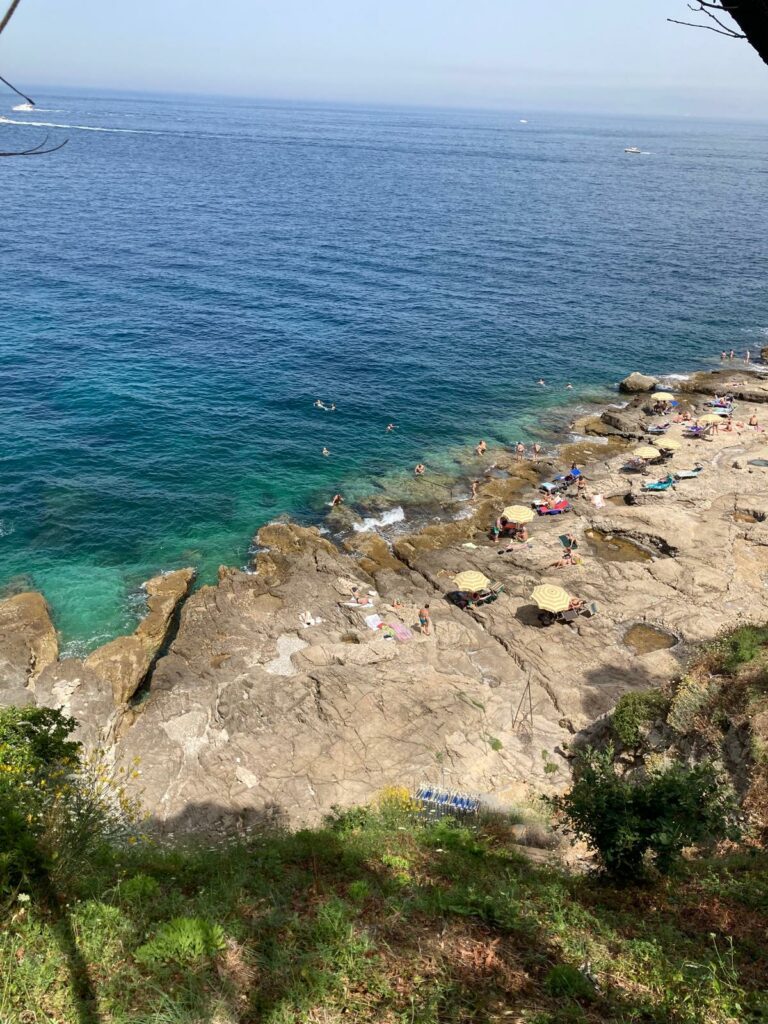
[475,440,487,456]
[386,423,396,432]
[328,403,336,411]
[314,399,325,409]
[537,379,546,386]
[331,493,344,506]
[414,463,426,476]
[322,447,330,457]
[566,383,573,389]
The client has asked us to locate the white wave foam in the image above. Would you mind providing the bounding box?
[353,506,405,532]
[452,504,476,520]
[0,115,162,135]
[0,520,13,538]
[662,374,691,381]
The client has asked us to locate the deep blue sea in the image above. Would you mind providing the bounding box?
[1,91,767,651]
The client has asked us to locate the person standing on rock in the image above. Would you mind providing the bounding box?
[515,441,525,462]
[418,604,431,635]
[745,349,751,364]
[532,442,542,461]
[470,479,480,499]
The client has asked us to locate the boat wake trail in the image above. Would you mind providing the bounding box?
[0,116,164,135]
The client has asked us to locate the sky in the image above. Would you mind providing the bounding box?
[1,0,766,117]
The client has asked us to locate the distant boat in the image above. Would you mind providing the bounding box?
[624,146,642,154]
[519,119,528,124]
[12,103,34,112]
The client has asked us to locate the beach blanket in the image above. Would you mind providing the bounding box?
[365,613,383,631]
[391,622,413,642]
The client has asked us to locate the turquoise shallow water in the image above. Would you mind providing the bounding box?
[1,92,766,651]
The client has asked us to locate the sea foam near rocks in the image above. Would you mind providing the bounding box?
[353,507,405,533]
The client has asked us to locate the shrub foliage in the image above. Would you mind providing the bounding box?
[551,745,741,879]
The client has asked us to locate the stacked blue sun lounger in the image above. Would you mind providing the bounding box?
[416,785,481,817]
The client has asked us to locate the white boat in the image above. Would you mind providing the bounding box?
[12,102,34,112]
[624,146,641,154]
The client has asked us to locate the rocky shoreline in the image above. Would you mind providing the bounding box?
[4,364,768,833]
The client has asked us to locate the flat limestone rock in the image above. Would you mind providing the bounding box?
[35,659,118,749]
[0,592,58,690]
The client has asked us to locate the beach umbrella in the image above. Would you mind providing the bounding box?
[501,505,534,523]
[651,391,675,401]
[698,414,723,425]
[531,584,571,613]
[453,570,490,592]
[633,446,660,460]
[653,437,680,451]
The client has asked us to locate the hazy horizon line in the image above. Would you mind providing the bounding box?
[13,81,768,124]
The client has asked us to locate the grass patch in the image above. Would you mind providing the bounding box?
[2,807,767,1023]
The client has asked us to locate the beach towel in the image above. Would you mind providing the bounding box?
[591,494,606,508]
[365,613,383,631]
[391,622,413,642]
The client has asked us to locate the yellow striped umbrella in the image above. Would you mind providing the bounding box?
[501,505,534,523]
[453,570,490,592]
[634,446,661,460]
[651,391,675,401]
[699,413,724,425]
[531,584,571,613]
[653,437,680,451]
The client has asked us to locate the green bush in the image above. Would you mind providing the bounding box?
[611,690,671,747]
[550,746,741,880]
[135,916,227,964]
[0,707,141,898]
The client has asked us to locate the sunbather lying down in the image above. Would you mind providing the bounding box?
[549,550,581,568]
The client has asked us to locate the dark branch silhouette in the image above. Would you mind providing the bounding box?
[0,0,70,155]
[669,1,768,65]
[0,0,22,38]
[0,133,68,156]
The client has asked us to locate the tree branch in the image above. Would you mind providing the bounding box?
[0,71,34,105]
[686,1,747,34]
[0,134,68,156]
[0,0,22,38]
[667,16,747,37]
